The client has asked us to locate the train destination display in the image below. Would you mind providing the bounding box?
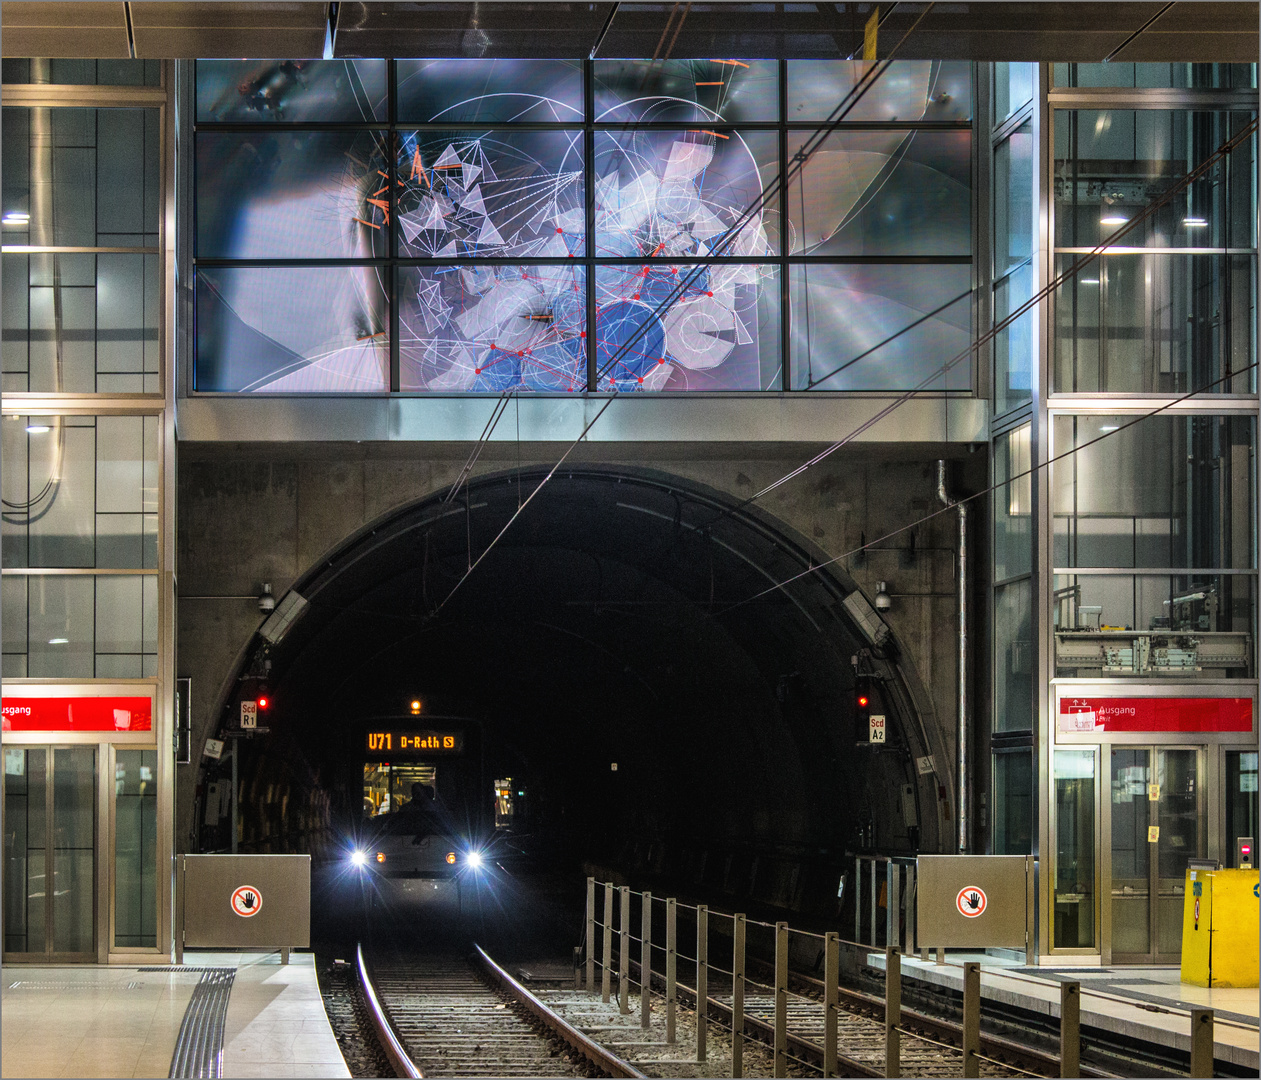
[365,730,464,755]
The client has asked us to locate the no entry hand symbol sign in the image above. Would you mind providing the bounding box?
[231,884,263,918]
[956,885,987,918]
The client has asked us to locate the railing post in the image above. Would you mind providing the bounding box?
[774,921,788,1078]
[885,946,901,1078]
[823,931,839,1078]
[696,905,708,1063]
[906,862,916,955]
[732,913,746,1079]
[619,885,631,1014]
[961,961,980,1078]
[1189,1009,1214,1078]
[585,877,595,990]
[665,897,677,1044]
[1060,980,1080,1078]
[855,855,862,943]
[887,861,900,950]
[601,881,613,1003]
[870,858,879,945]
[640,891,652,1029]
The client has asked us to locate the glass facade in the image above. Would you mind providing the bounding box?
[2,58,170,960]
[192,58,973,393]
[1053,108,1256,395]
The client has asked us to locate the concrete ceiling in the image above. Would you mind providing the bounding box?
[2,2,1257,61]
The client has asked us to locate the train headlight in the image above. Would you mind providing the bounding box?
[350,849,367,867]
[466,850,483,869]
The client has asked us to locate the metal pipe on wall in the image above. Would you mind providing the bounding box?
[938,461,968,854]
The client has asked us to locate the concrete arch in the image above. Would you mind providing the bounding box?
[182,459,957,907]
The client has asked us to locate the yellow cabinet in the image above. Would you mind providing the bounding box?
[1181,868,1260,988]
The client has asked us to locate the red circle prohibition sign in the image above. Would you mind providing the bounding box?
[956,886,987,918]
[231,884,263,918]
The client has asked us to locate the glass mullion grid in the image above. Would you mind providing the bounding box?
[192,63,977,395]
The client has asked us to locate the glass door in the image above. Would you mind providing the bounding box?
[1224,749,1258,865]
[1109,745,1203,963]
[2,745,97,960]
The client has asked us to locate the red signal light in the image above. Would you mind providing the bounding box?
[257,696,270,710]
[857,695,869,708]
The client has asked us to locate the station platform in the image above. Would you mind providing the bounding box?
[867,951,1259,1073]
[0,951,349,1079]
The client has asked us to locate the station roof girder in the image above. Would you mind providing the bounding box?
[1,2,1257,62]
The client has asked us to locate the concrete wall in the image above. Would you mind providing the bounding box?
[176,440,985,854]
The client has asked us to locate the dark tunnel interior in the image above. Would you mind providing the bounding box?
[194,466,940,921]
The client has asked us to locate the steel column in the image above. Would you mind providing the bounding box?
[1060,980,1080,1078]
[696,905,708,1063]
[665,898,677,1043]
[640,891,652,1029]
[961,962,980,1078]
[885,947,901,1078]
[732,913,746,1079]
[601,882,613,1003]
[585,877,595,990]
[774,921,788,1078]
[618,885,630,1014]
[823,932,839,1078]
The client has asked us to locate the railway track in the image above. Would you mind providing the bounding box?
[357,943,646,1078]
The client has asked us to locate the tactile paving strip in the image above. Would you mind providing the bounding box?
[167,967,236,1079]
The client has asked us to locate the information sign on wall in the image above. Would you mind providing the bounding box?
[1058,697,1252,735]
[1,696,153,733]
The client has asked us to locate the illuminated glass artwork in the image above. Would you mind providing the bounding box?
[195,267,388,392]
[594,59,778,123]
[399,265,586,392]
[195,60,387,122]
[790,264,972,390]
[595,130,778,259]
[397,59,583,122]
[197,131,390,260]
[396,130,585,258]
[595,264,780,391]
[191,59,974,393]
[787,129,970,256]
[786,60,972,122]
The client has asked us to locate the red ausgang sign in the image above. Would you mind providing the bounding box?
[1058,697,1253,734]
[2,696,153,733]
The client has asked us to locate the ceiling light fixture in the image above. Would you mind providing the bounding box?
[2,211,30,227]
[25,423,51,434]
[1079,278,1100,285]
[48,637,69,645]
[1100,214,1129,226]
[1099,425,1120,432]
[1183,217,1208,227]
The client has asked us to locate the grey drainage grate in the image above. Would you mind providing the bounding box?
[168,967,236,1079]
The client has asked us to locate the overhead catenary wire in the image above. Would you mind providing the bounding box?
[430,7,937,608]
[725,355,1260,614]
[444,7,936,503]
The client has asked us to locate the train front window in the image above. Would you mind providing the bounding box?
[362,763,437,817]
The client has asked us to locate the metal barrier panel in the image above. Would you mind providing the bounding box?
[181,854,310,950]
[915,855,1028,949]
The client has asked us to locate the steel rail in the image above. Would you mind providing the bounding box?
[356,943,424,1079]
[472,943,648,1079]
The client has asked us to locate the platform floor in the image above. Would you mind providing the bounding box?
[0,951,349,1079]
[867,951,1259,1072]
